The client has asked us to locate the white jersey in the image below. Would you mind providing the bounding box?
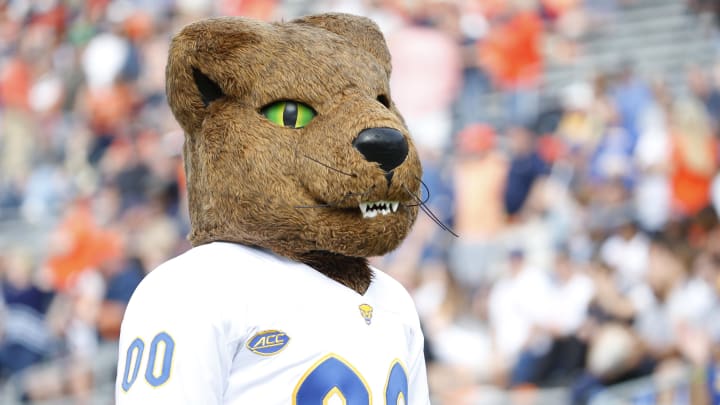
[116,242,430,404]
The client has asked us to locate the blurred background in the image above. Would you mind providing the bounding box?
[0,0,719,404]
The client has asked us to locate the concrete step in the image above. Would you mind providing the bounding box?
[544,46,715,81]
[609,11,690,32]
[550,38,711,71]
[618,0,687,22]
[583,27,705,56]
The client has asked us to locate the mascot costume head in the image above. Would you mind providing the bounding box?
[166,13,422,293]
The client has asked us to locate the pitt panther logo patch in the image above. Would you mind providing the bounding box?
[247,330,290,356]
[359,304,373,325]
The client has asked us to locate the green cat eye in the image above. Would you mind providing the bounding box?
[262,101,316,129]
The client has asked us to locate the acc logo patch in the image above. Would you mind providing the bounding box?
[247,330,290,356]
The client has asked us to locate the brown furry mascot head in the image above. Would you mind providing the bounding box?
[166,13,422,294]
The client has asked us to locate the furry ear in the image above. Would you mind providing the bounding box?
[166,17,261,135]
[292,13,392,76]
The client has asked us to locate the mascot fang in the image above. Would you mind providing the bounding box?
[116,13,430,404]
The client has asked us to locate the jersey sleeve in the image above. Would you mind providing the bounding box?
[372,267,431,404]
[407,311,431,404]
[115,261,242,404]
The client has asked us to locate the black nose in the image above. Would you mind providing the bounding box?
[352,127,408,172]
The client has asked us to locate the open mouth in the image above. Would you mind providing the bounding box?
[359,201,399,218]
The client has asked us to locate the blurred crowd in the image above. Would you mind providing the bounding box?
[0,0,719,404]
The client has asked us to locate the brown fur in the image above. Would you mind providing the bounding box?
[166,13,421,294]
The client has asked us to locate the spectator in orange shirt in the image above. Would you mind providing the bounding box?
[669,98,718,217]
[479,9,543,91]
[479,7,543,123]
[44,199,124,293]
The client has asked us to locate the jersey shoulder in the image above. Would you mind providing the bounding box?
[124,243,277,320]
[369,267,421,328]
[134,242,277,292]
